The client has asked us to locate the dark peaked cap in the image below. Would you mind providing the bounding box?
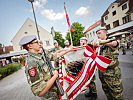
[19,35,37,46]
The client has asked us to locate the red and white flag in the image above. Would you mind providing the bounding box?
[59,45,112,100]
[64,2,74,32]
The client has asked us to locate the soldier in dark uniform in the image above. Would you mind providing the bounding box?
[19,35,73,100]
[93,27,123,100]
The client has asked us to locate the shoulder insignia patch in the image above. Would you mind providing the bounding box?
[28,68,36,77]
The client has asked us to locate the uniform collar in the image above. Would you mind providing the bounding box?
[28,52,42,60]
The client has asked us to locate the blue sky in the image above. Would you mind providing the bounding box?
[0,0,115,46]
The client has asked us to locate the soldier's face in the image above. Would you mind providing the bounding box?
[65,42,69,46]
[96,30,107,40]
[80,40,87,46]
[54,42,58,48]
[28,40,42,54]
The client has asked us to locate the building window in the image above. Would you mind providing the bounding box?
[112,6,114,8]
[46,41,50,46]
[93,31,95,36]
[122,14,131,24]
[105,16,108,20]
[87,34,89,38]
[106,24,111,30]
[24,32,28,34]
[29,25,32,27]
[90,33,92,37]
[113,20,119,28]
[122,4,127,10]
[112,11,116,16]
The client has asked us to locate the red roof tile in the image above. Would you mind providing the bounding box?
[84,20,101,33]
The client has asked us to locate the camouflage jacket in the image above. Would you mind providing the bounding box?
[48,47,62,69]
[130,38,133,45]
[25,52,59,99]
[120,39,126,47]
[48,47,62,53]
[100,40,119,68]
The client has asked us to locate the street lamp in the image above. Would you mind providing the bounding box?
[27,0,64,96]
[28,0,40,40]
[28,0,34,3]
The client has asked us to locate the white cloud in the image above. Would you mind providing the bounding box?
[33,0,47,10]
[40,9,65,21]
[33,1,43,10]
[39,0,47,4]
[75,6,92,17]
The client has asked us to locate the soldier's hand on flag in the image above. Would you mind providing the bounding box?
[52,70,59,78]
[91,39,101,47]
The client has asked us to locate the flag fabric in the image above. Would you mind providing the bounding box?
[51,26,55,39]
[64,3,74,32]
[59,45,112,100]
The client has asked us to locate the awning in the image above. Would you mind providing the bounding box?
[0,51,28,59]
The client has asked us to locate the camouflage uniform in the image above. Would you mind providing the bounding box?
[99,40,123,100]
[49,47,62,53]
[130,37,133,55]
[48,47,62,70]
[126,38,130,49]
[88,76,97,93]
[25,52,60,100]
[120,39,126,55]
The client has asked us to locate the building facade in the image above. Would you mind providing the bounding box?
[84,20,101,43]
[0,46,13,55]
[11,18,54,52]
[101,0,133,35]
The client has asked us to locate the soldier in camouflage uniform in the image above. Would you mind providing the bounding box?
[130,33,133,55]
[120,37,127,55]
[19,35,73,100]
[49,40,62,53]
[48,40,63,70]
[80,37,88,46]
[94,27,123,100]
[64,40,71,49]
[81,37,98,99]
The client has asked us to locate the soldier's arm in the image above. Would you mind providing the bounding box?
[38,70,58,97]
[54,49,65,54]
[105,41,118,47]
[92,39,118,47]
[55,47,74,58]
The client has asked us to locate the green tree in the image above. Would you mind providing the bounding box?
[54,32,65,48]
[65,22,85,46]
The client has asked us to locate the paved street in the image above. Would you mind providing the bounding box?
[0,49,133,100]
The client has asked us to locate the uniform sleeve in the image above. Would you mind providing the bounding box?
[48,53,58,61]
[45,49,57,61]
[25,61,47,96]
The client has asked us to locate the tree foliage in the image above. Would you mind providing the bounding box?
[65,22,85,46]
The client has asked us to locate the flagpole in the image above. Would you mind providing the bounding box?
[69,29,73,46]
[64,2,73,45]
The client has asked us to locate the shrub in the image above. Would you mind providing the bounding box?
[12,58,18,62]
[18,57,23,62]
[0,64,21,80]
